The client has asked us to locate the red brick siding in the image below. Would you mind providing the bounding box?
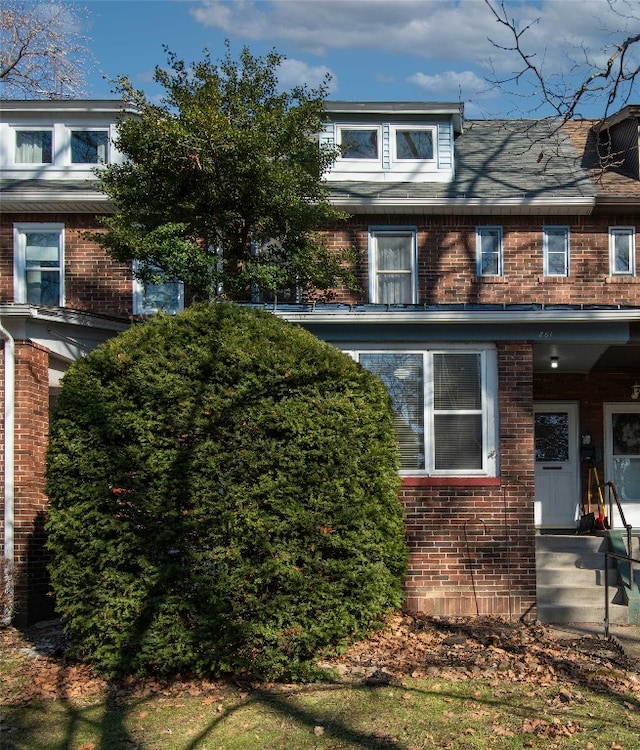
[0,213,133,318]
[325,214,640,306]
[401,342,536,618]
[10,342,52,625]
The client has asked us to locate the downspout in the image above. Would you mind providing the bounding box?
[0,321,15,624]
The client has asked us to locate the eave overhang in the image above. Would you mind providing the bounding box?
[328,195,596,216]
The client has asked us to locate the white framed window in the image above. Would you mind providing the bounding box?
[13,223,64,306]
[15,129,53,163]
[132,262,184,315]
[543,226,570,276]
[392,126,436,162]
[338,125,381,161]
[476,226,503,276]
[354,347,498,476]
[369,227,417,304]
[70,129,109,163]
[609,227,635,275]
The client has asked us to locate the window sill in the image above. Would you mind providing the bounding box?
[537,276,570,283]
[474,276,506,283]
[605,275,639,283]
[401,476,502,487]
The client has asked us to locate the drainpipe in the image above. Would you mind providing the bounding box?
[0,321,15,624]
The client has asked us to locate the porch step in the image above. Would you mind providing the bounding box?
[536,534,630,625]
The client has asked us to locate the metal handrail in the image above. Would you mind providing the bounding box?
[604,481,634,587]
[604,550,640,637]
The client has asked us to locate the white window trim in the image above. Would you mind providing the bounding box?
[350,346,498,477]
[68,127,111,165]
[132,261,184,315]
[13,222,65,305]
[368,226,418,305]
[476,226,503,276]
[13,127,54,165]
[391,124,437,164]
[609,226,636,276]
[543,226,570,277]
[337,124,382,165]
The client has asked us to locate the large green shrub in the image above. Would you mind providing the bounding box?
[46,303,407,680]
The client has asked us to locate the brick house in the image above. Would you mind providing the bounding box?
[1,99,640,626]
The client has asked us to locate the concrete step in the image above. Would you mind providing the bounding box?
[535,534,630,624]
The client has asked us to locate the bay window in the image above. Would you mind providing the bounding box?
[356,347,498,476]
[14,223,64,306]
[369,227,417,304]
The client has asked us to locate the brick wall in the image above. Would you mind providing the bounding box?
[325,214,640,307]
[0,213,133,318]
[400,342,536,619]
[5,342,53,626]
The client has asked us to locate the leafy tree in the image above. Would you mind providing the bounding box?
[45,303,407,680]
[92,45,353,303]
[0,0,92,98]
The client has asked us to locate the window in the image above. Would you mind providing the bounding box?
[70,129,108,163]
[476,226,503,276]
[13,223,64,305]
[610,227,635,275]
[543,226,570,276]
[338,126,380,160]
[355,348,498,475]
[15,130,52,163]
[393,127,435,161]
[369,228,417,304]
[132,262,184,315]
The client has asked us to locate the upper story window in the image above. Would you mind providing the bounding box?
[15,130,53,163]
[543,226,570,277]
[393,127,435,161]
[338,126,380,160]
[610,227,635,275]
[13,223,64,306]
[132,262,184,316]
[369,227,417,305]
[476,226,503,276]
[70,129,109,163]
[354,347,498,476]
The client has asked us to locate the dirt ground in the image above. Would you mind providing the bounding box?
[2,614,640,706]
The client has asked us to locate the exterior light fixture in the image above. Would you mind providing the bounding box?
[632,383,640,400]
[550,356,559,369]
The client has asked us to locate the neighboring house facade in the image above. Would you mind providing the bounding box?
[1,98,640,625]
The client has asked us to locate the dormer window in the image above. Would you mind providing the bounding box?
[70,129,108,163]
[15,130,52,164]
[393,127,435,161]
[338,126,380,160]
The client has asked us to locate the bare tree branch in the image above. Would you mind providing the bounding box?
[0,0,93,99]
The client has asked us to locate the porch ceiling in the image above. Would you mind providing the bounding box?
[534,342,640,374]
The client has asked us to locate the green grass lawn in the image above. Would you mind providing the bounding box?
[2,677,639,750]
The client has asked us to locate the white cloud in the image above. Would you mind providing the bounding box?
[277,58,338,93]
[407,70,494,100]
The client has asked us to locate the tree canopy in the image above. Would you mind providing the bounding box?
[93,45,353,303]
[45,303,407,680]
[0,1,91,99]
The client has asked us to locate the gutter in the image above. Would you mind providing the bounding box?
[0,321,14,624]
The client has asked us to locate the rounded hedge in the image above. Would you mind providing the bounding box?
[46,303,407,680]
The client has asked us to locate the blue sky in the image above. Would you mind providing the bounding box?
[79,0,639,119]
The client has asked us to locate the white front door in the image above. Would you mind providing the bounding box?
[534,402,581,527]
[604,404,640,528]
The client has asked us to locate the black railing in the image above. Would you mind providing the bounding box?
[604,481,634,586]
[604,550,640,637]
